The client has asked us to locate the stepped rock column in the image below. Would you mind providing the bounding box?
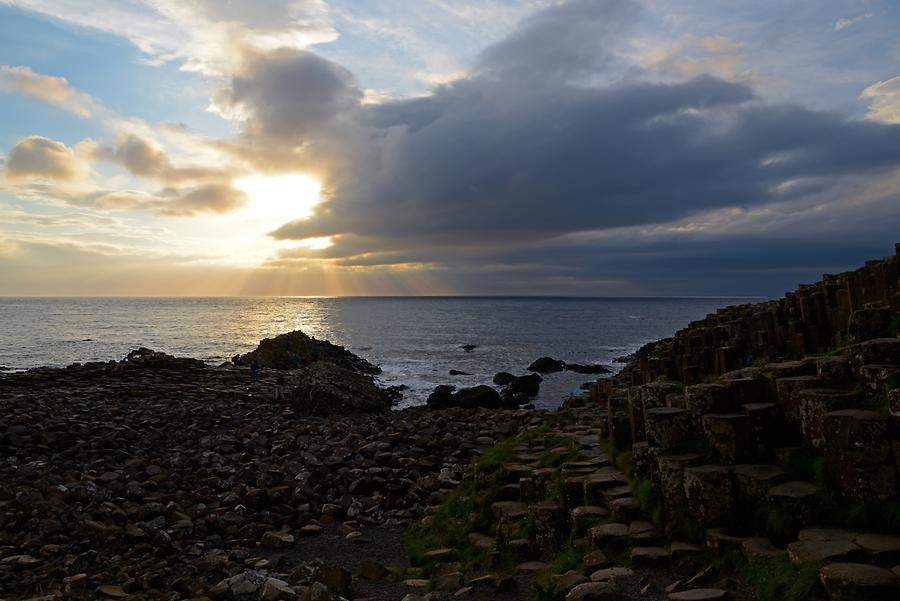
[825,410,899,502]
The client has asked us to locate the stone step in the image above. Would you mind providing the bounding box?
[767,481,820,532]
[701,414,754,463]
[501,463,534,482]
[588,522,629,547]
[589,566,635,583]
[467,532,496,550]
[741,537,784,561]
[787,539,863,564]
[491,501,528,521]
[571,505,608,535]
[706,528,748,557]
[631,546,670,566]
[734,464,786,502]
[819,563,899,600]
[610,497,641,522]
[667,589,728,600]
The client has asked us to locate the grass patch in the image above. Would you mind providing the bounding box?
[738,555,825,601]
[531,543,588,601]
[633,478,664,525]
[405,426,583,580]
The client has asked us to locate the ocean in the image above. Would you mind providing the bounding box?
[0,296,761,408]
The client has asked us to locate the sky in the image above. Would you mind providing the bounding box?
[1,0,899,297]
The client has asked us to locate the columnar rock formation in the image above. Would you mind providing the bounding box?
[612,243,900,387]
[591,243,900,600]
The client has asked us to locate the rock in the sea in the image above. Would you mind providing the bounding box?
[505,373,542,397]
[427,385,456,407]
[493,372,516,386]
[449,369,470,376]
[122,348,207,371]
[241,330,380,374]
[290,361,392,414]
[528,357,567,373]
[427,385,503,409]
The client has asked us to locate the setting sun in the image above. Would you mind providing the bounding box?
[234,173,322,229]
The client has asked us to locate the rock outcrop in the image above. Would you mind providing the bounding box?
[240,330,380,374]
[289,361,394,414]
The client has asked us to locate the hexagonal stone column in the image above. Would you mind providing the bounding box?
[775,375,820,424]
[767,481,821,537]
[685,384,729,431]
[645,407,692,451]
[734,464,786,508]
[824,409,899,503]
[683,465,734,527]
[798,389,859,450]
[657,453,703,515]
[702,413,754,463]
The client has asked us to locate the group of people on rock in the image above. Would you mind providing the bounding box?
[230,350,315,400]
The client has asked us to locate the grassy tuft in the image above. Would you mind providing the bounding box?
[739,556,825,601]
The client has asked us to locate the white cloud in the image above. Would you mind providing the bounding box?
[0,65,98,117]
[835,12,873,31]
[861,76,900,124]
[2,0,337,75]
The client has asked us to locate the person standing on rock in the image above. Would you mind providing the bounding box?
[250,358,260,383]
[274,374,286,402]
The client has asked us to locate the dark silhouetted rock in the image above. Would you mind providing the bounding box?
[122,348,206,371]
[428,385,502,409]
[427,385,456,408]
[528,357,566,373]
[460,344,478,352]
[506,373,542,397]
[493,372,516,386]
[240,330,380,374]
[449,369,470,376]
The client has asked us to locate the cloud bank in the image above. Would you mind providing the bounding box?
[3,0,900,295]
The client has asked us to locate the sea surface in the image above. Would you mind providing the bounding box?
[0,297,762,408]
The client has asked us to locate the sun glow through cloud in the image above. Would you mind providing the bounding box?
[183,173,327,267]
[234,173,322,228]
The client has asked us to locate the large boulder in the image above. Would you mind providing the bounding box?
[241,330,380,374]
[427,385,503,409]
[505,373,542,397]
[122,348,207,371]
[528,357,567,373]
[290,362,392,414]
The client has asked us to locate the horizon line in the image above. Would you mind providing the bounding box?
[0,294,771,300]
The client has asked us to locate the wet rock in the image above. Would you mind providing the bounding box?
[528,357,567,373]
[493,372,516,386]
[429,385,503,410]
[504,373,542,397]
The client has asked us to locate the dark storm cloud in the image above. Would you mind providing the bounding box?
[240,0,900,293]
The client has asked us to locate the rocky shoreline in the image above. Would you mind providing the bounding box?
[3,243,899,601]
